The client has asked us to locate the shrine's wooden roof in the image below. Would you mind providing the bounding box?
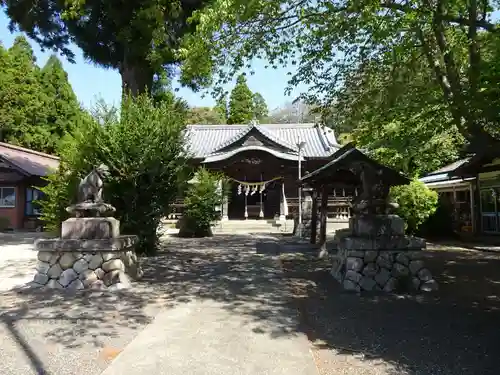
[0,142,59,177]
[185,123,339,159]
[300,143,409,186]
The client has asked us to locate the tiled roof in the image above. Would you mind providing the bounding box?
[427,158,470,176]
[420,158,470,184]
[0,142,59,177]
[185,123,339,159]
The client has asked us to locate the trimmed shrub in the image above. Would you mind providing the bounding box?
[390,179,438,235]
[178,168,227,237]
[38,94,189,255]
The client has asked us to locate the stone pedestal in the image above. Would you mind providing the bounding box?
[331,215,438,293]
[293,190,316,239]
[32,216,142,291]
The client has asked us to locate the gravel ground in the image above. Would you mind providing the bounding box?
[279,243,500,375]
[3,232,498,375]
[0,234,313,375]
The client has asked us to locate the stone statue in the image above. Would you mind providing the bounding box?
[350,162,398,215]
[78,164,110,204]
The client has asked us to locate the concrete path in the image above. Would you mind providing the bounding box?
[101,234,318,375]
[101,300,317,375]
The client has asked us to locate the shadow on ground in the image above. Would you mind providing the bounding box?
[1,235,499,375]
[281,244,500,375]
[0,234,300,375]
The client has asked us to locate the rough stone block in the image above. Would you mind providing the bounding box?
[362,263,378,277]
[376,253,393,269]
[364,251,378,263]
[46,279,63,289]
[340,237,374,252]
[102,270,131,287]
[37,251,52,262]
[418,268,433,282]
[383,277,398,292]
[47,263,63,279]
[409,260,424,274]
[33,273,49,285]
[59,253,76,270]
[79,269,98,286]
[375,268,391,286]
[395,252,410,265]
[36,261,50,274]
[88,254,103,270]
[343,280,360,292]
[49,253,60,265]
[61,217,120,240]
[60,268,78,287]
[73,258,89,274]
[102,259,125,272]
[392,263,409,277]
[350,215,405,237]
[345,270,362,283]
[34,235,138,252]
[95,268,105,279]
[102,252,118,262]
[67,279,85,291]
[359,276,377,291]
[346,257,364,272]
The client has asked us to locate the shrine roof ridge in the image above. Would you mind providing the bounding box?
[184,122,340,159]
[300,143,409,186]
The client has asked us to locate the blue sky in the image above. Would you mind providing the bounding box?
[0,12,308,111]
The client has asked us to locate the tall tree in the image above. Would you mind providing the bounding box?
[0,37,86,154]
[333,50,464,176]
[214,93,228,123]
[0,36,48,151]
[1,0,210,97]
[180,0,500,151]
[39,55,83,153]
[186,107,225,124]
[228,74,254,124]
[252,92,268,121]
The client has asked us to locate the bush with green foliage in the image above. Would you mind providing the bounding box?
[38,94,189,254]
[179,168,226,237]
[390,179,438,235]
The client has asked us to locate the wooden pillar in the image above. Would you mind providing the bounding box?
[318,184,329,258]
[310,188,319,244]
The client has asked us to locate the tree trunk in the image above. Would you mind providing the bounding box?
[119,59,153,98]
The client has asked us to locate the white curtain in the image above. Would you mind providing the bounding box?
[281,182,289,217]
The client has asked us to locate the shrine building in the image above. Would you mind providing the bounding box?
[179,122,352,221]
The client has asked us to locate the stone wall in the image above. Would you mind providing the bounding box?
[331,248,438,292]
[331,214,438,293]
[32,238,142,291]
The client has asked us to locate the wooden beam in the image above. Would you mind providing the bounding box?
[310,188,319,244]
[318,184,328,258]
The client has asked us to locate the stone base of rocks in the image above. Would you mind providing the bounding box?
[331,248,438,293]
[32,246,142,291]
